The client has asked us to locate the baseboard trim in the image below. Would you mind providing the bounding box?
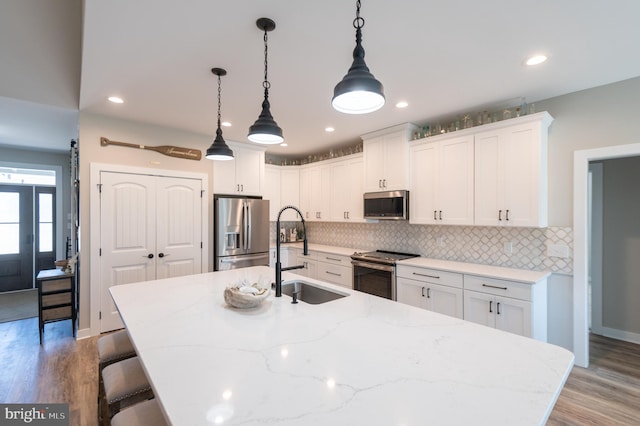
[76,327,93,340]
[591,326,640,345]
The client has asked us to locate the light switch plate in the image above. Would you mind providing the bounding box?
[547,243,570,258]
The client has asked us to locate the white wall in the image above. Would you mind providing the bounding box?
[77,112,216,331]
[536,76,640,226]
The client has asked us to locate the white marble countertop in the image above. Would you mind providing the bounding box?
[110,266,573,426]
[397,257,551,284]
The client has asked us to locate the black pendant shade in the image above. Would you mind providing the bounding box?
[206,67,234,161]
[248,18,284,145]
[332,1,385,114]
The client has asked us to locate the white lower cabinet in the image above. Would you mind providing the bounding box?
[396,265,463,319]
[463,274,546,340]
[396,264,548,341]
[315,253,352,288]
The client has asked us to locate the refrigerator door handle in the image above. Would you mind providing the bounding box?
[247,202,252,251]
[242,201,248,252]
[220,253,269,264]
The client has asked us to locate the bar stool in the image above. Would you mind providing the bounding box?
[97,330,137,422]
[101,356,154,422]
[110,399,167,426]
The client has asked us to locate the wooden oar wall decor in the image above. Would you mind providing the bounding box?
[100,137,202,161]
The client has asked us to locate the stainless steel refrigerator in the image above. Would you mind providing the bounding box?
[214,196,270,271]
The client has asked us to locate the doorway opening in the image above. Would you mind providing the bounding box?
[574,142,640,368]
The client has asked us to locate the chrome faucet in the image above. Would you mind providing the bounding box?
[275,205,308,297]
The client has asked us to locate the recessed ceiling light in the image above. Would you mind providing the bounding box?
[525,55,548,66]
[396,101,408,108]
[221,121,232,127]
[280,142,288,147]
[108,96,124,104]
[325,127,335,132]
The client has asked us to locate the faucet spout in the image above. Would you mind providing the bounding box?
[275,205,308,297]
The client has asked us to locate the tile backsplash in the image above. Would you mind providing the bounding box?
[273,222,573,274]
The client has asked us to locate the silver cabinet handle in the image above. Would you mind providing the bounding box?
[326,271,341,277]
[326,257,341,262]
[482,283,508,290]
[413,272,440,279]
[383,179,387,188]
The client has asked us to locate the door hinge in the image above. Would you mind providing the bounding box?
[201,242,203,249]
[200,190,205,198]
[98,183,103,193]
[99,248,102,256]
[99,311,102,320]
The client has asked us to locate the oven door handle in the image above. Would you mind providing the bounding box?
[351,260,395,272]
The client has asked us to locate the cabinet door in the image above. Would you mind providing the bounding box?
[463,290,495,328]
[438,135,474,225]
[212,156,237,194]
[396,277,427,309]
[409,141,438,224]
[330,158,363,222]
[299,168,312,221]
[425,283,463,319]
[235,148,263,195]
[280,168,300,221]
[494,296,532,337]
[382,133,410,191]
[501,124,544,227]
[263,165,281,221]
[346,158,364,221]
[309,165,331,221]
[474,131,502,226]
[363,136,385,192]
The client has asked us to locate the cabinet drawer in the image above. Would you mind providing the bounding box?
[42,306,72,321]
[464,275,533,301]
[317,264,352,288]
[41,278,72,293]
[396,265,463,288]
[316,253,351,267]
[42,292,71,308]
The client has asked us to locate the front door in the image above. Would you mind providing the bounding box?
[99,172,203,332]
[0,185,33,292]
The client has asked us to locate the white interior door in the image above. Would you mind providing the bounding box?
[100,172,156,332]
[156,177,202,279]
[100,172,203,332]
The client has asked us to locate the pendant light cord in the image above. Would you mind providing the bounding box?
[353,0,364,30]
[263,28,270,96]
[216,73,222,130]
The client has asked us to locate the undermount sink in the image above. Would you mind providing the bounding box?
[281,280,348,304]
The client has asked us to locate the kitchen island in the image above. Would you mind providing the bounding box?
[110,266,573,425]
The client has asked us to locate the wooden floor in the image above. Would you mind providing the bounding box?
[1,319,640,425]
[0,317,98,426]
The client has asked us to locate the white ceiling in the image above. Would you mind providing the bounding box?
[2,0,640,156]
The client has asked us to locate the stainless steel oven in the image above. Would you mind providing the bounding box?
[351,251,419,300]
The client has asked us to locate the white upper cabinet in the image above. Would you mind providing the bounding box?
[263,165,281,221]
[362,123,418,192]
[329,155,364,222]
[280,167,300,221]
[299,163,331,221]
[213,142,265,196]
[410,134,474,225]
[474,112,552,227]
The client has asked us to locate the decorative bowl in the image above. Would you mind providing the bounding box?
[224,282,270,309]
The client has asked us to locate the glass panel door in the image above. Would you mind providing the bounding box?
[0,185,33,292]
[35,187,56,273]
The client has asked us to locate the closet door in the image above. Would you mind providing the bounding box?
[99,172,204,332]
[100,172,157,332]
[155,177,202,279]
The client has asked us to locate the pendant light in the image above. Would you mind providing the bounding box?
[248,18,284,145]
[332,0,385,114]
[206,68,234,161]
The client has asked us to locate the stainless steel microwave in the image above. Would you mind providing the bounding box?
[363,190,409,220]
